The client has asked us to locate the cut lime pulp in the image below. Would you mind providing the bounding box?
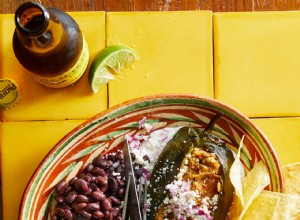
[89,45,139,93]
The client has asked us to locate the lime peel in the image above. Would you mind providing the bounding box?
[89,45,139,93]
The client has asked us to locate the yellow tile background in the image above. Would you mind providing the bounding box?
[106,11,213,107]
[251,117,300,166]
[1,10,300,220]
[214,11,300,118]
[0,12,107,121]
[0,120,84,220]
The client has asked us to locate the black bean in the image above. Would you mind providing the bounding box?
[55,207,65,216]
[56,181,67,195]
[108,177,118,192]
[93,155,105,167]
[95,176,107,186]
[72,203,87,213]
[92,167,106,177]
[109,212,114,220]
[82,174,93,183]
[112,207,120,216]
[109,196,121,206]
[117,179,126,187]
[52,151,125,219]
[86,202,100,212]
[86,164,94,173]
[69,177,78,187]
[92,210,104,219]
[82,188,92,196]
[91,191,106,202]
[79,210,92,218]
[100,184,108,193]
[117,188,125,199]
[102,198,113,211]
[104,210,111,219]
[55,195,64,204]
[76,195,89,203]
[65,191,77,204]
[90,183,101,192]
[64,209,73,219]
[93,157,108,169]
[64,186,72,195]
[76,179,89,192]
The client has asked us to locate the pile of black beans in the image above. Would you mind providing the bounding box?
[52,150,126,220]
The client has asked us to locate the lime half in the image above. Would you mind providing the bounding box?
[89,45,139,93]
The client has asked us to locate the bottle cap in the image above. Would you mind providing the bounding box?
[0,79,21,110]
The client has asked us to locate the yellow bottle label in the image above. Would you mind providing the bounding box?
[31,37,89,88]
[0,79,21,109]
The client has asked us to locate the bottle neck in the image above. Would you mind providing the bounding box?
[15,2,64,53]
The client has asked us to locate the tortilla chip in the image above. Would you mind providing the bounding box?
[227,194,244,220]
[242,192,279,220]
[282,162,300,195]
[227,161,270,220]
[243,190,300,220]
[229,136,245,206]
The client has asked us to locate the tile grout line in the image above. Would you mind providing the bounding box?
[212,12,216,99]
[105,11,110,109]
[0,14,3,220]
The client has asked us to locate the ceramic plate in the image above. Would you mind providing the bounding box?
[19,94,283,220]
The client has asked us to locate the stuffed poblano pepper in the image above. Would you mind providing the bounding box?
[147,112,235,220]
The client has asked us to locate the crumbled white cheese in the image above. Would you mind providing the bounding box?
[126,123,217,220]
[127,127,181,171]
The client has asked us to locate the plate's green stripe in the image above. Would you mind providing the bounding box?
[67,144,102,161]
[160,117,195,122]
[43,190,55,218]
[96,129,130,141]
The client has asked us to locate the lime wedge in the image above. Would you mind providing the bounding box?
[89,45,139,93]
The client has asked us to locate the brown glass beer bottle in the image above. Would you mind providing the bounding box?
[13,2,89,88]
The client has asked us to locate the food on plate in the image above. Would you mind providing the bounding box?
[282,162,300,195]
[50,112,300,220]
[128,114,300,220]
[227,161,270,220]
[228,164,300,220]
[126,113,248,220]
[241,190,300,220]
[51,151,126,220]
[146,112,235,220]
[228,159,300,220]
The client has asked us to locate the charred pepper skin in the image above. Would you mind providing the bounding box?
[202,134,235,219]
[201,112,235,219]
[147,126,199,219]
[147,112,235,220]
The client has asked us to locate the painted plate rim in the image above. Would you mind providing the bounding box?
[18,94,284,219]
